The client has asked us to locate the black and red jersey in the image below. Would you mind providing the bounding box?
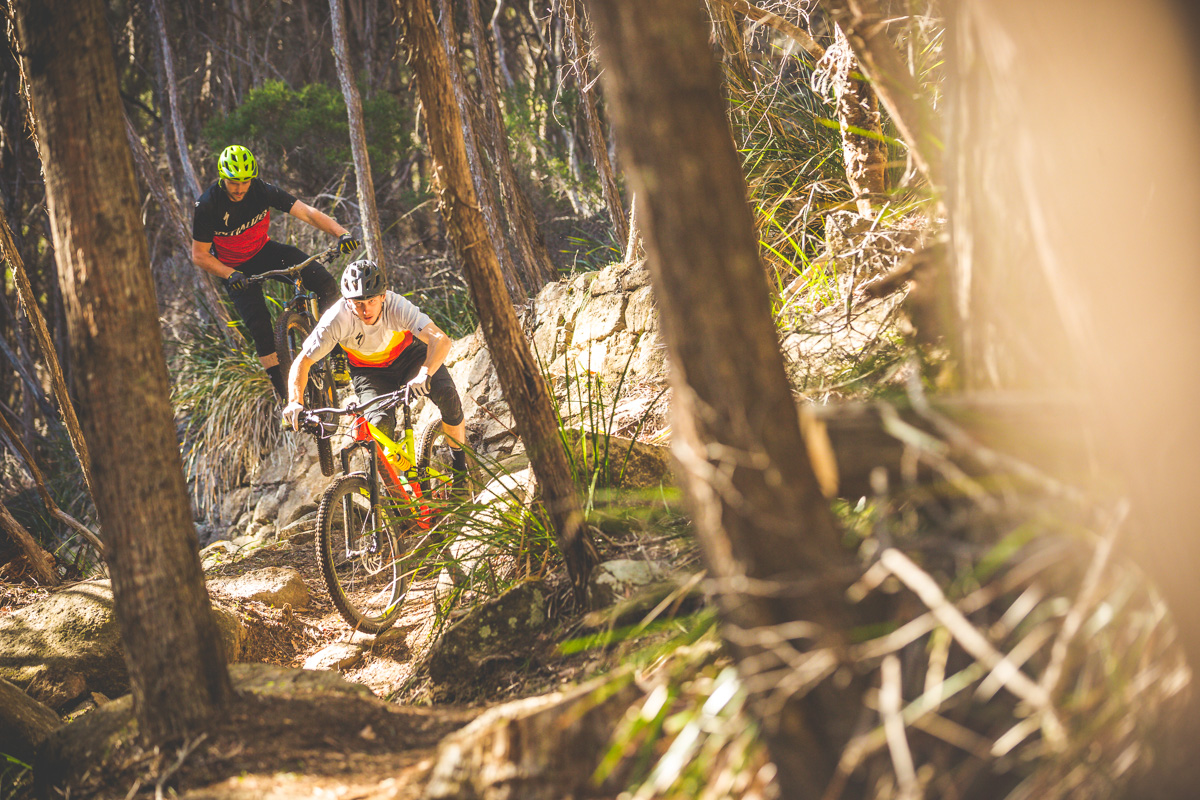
[192,179,298,267]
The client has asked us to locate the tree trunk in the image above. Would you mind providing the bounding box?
[150,0,200,203]
[831,25,888,217]
[395,0,597,602]
[944,0,1200,791]
[0,501,59,586]
[560,0,628,245]
[467,0,558,293]
[433,0,525,298]
[584,0,861,794]
[330,0,386,262]
[122,113,233,333]
[705,0,752,86]
[818,0,942,192]
[0,206,97,500]
[12,0,232,744]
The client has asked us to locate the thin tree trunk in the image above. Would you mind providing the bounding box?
[395,0,597,602]
[490,0,515,89]
[559,0,628,245]
[122,113,233,332]
[150,0,200,203]
[13,0,233,744]
[467,0,558,292]
[0,207,96,499]
[831,25,888,217]
[818,0,942,191]
[0,501,58,586]
[330,0,386,262]
[585,0,861,794]
[0,410,104,554]
[433,0,525,297]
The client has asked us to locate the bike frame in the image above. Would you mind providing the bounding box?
[339,401,434,532]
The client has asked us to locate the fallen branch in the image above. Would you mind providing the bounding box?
[0,500,59,586]
[708,0,826,60]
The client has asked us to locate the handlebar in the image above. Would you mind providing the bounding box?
[296,386,416,435]
[245,244,340,285]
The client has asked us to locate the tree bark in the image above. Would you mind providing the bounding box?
[433,0,525,298]
[585,0,860,794]
[0,408,105,555]
[467,0,558,293]
[0,205,97,499]
[831,25,888,217]
[560,0,628,245]
[395,0,597,602]
[330,0,386,263]
[12,0,232,744]
[0,501,59,586]
[122,113,233,332]
[150,0,201,203]
[818,0,942,192]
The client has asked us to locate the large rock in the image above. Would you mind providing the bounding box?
[0,676,61,763]
[208,566,310,608]
[424,672,643,800]
[276,459,332,529]
[424,581,549,692]
[0,580,248,709]
[589,559,667,607]
[562,428,673,489]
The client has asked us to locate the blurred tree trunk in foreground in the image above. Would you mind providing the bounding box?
[944,0,1200,791]
[586,0,861,794]
[12,0,233,743]
[395,0,598,601]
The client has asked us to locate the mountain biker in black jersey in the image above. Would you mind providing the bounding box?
[191,144,361,399]
[281,259,468,475]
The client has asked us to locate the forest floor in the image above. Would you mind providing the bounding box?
[16,512,669,799]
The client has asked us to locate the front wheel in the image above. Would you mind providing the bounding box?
[315,474,406,634]
[417,416,461,508]
[275,308,334,475]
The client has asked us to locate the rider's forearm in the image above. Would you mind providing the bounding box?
[421,330,452,375]
[290,202,348,239]
[191,241,236,280]
[289,355,315,405]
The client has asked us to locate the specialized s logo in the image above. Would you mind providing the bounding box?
[223,212,230,226]
[355,332,364,345]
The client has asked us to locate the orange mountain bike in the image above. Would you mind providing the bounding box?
[299,387,460,633]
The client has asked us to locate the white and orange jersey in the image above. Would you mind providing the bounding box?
[300,291,432,369]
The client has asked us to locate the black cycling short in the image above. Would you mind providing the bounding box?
[350,337,464,439]
[223,240,339,358]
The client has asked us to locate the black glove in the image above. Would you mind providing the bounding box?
[224,270,249,291]
[338,233,361,255]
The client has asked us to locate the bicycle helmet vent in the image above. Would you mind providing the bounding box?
[217,145,258,181]
[341,259,387,299]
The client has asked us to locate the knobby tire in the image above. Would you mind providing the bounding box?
[275,308,334,476]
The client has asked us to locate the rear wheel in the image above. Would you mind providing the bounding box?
[315,474,406,634]
[276,308,334,475]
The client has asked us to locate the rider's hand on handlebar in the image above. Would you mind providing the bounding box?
[224,270,249,292]
[405,368,431,398]
[282,401,305,430]
[338,233,361,255]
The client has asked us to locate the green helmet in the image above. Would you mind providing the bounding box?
[217,145,258,181]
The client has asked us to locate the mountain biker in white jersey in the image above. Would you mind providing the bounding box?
[282,259,468,474]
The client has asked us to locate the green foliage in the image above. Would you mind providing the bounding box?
[1,752,32,800]
[202,80,411,192]
[170,322,281,523]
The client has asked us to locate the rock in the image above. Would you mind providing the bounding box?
[0,580,247,709]
[0,580,125,709]
[571,293,626,344]
[303,643,366,672]
[0,676,62,763]
[623,284,657,334]
[562,428,673,489]
[589,559,667,607]
[211,602,249,661]
[219,486,251,527]
[423,581,549,692]
[276,460,330,528]
[424,672,643,800]
[208,566,310,608]
[252,485,285,524]
[277,512,317,542]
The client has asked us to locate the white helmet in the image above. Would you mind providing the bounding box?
[340,259,386,299]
